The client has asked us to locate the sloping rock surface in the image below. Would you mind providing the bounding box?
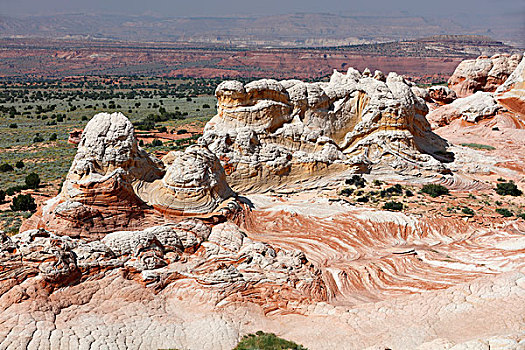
[496,53,525,117]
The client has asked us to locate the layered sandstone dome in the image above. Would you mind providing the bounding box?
[24,112,236,238]
[448,53,522,98]
[202,69,449,191]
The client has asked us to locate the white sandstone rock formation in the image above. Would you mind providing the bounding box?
[202,68,449,191]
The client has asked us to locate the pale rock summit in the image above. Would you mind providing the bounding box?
[137,145,235,214]
[448,53,522,97]
[202,68,449,191]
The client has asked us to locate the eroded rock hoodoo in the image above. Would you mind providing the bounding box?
[202,69,450,191]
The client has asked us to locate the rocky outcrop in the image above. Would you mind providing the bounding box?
[426,91,501,127]
[496,53,525,117]
[202,69,449,191]
[448,53,522,97]
[427,85,457,104]
[23,112,236,238]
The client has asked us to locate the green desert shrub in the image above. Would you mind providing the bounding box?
[461,207,475,216]
[495,181,522,196]
[345,175,366,188]
[233,331,307,350]
[151,139,163,147]
[11,194,37,212]
[383,201,403,211]
[6,185,25,196]
[421,184,449,198]
[33,133,44,143]
[25,172,41,189]
[0,189,5,203]
[495,208,513,217]
[15,160,24,169]
[0,163,14,172]
[460,143,495,150]
[339,188,354,196]
[49,133,57,141]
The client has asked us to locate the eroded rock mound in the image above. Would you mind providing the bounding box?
[202,69,449,191]
[448,53,522,97]
[137,146,235,214]
[23,112,236,238]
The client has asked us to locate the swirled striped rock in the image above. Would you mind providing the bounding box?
[22,113,236,238]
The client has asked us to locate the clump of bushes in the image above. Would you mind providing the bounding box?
[495,208,513,217]
[380,184,403,197]
[421,184,449,198]
[495,181,522,196]
[383,201,403,211]
[356,196,369,203]
[151,139,163,147]
[0,189,5,203]
[339,188,354,196]
[461,207,475,216]
[11,194,37,212]
[234,331,306,350]
[0,163,14,172]
[345,175,366,188]
[15,160,24,169]
[25,173,41,189]
[49,133,57,141]
[33,133,44,143]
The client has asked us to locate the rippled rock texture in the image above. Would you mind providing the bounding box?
[202,69,450,192]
